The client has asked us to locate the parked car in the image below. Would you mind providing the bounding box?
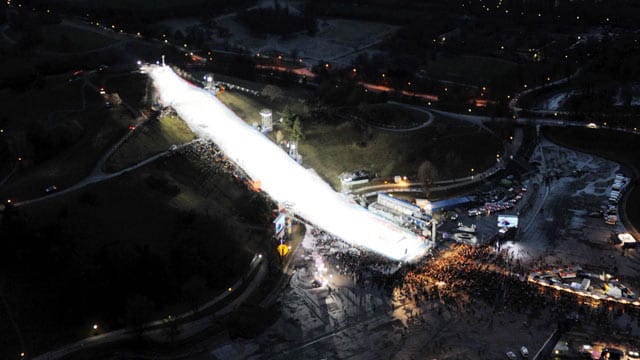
[45,185,58,193]
[520,346,529,358]
[506,351,517,360]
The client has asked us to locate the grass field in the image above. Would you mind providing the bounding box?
[0,73,132,200]
[217,91,269,126]
[318,18,398,46]
[0,152,271,358]
[357,103,429,128]
[300,116,502,188]
[218,90,502,189]
[39,24,117,53]
[106,114,196,171]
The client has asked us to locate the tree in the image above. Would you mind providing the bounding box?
[281,105,294,128]
[261,85,283,102]
[289,48,299,61]
[418,160,439,197]
[173,30,184,42]
[292,117,304,143]
[181,275,207,313]
[108,93,122,107]
[163,315,180,343]
[125,293,154,336]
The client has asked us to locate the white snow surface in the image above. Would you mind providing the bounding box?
[148,65,428,261]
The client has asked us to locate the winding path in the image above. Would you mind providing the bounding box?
[34,254,267,360]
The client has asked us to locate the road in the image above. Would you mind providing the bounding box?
[508,69,582,116]
[378,101,434,132]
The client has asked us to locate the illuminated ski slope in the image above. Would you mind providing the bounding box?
[148,65,428,261]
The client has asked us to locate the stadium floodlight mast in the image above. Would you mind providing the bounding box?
[146,65,430,262]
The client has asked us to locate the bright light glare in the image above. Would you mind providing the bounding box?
[147,65,428,261]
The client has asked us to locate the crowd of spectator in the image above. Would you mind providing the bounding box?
[179,139,249,182]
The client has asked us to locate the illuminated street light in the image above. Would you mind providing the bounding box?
[92,324,98,330]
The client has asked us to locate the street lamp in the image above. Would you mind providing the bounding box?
[92,323,98,330]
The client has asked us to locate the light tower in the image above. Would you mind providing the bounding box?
[260,108,273,132]
[204,74,215,91]
[161,55,165,66]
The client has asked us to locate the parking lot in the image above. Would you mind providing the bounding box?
[439,138,640,281]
